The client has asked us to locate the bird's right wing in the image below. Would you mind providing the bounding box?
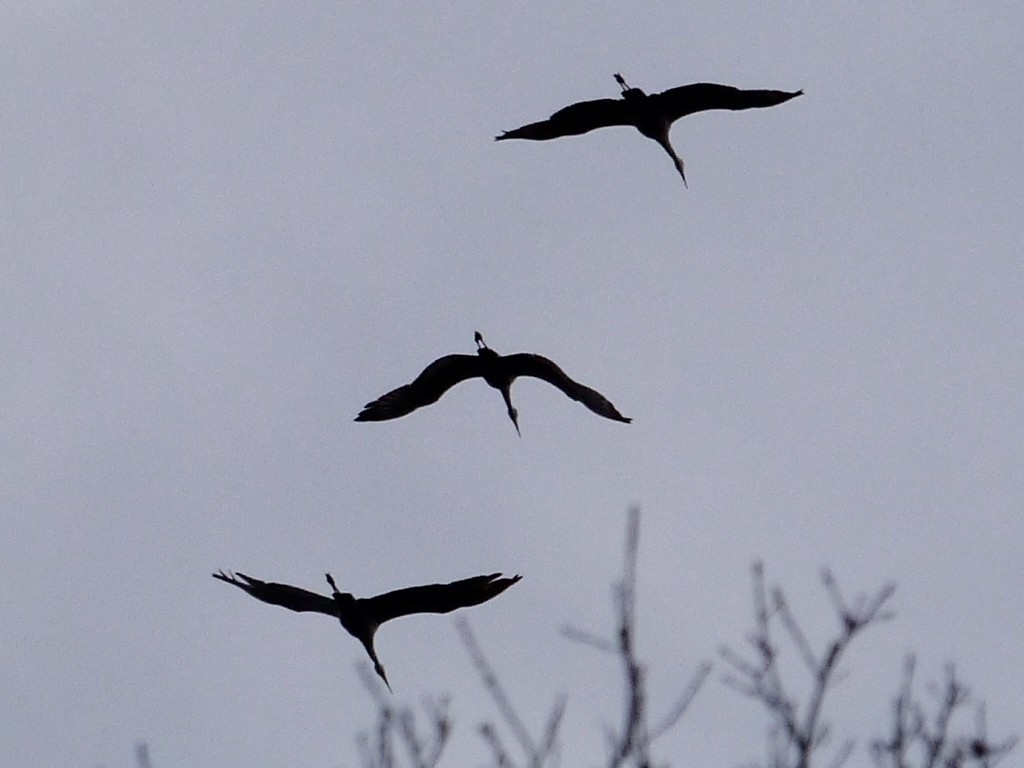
[213,571,338,616]
[496,98,632,141]
[355,354,482,422]
[362,573,522,624]
[506,353,632,423]
[654,83,803,121]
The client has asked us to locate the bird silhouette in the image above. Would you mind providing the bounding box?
[496,73,803,186]
[355,332,631,435]
[213,570,521,691]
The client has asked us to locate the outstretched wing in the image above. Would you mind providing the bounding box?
[653,83,803,122]
[355,354,482,422]
[496,97,632,141]
[213,570,338,616]
[362,573,522,624]
[504,353,632,423]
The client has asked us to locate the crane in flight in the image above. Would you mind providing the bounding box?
[213,570,521,690]
[496,73,803,186]
[355,332,631,435]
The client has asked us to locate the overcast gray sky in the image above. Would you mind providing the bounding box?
[2,4,1022,767]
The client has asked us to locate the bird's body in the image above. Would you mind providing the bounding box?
[496,73,803,185]
[213,570,521,690]
[355,332,631,434]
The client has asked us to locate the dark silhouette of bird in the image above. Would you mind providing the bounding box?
[355,331,631,435]
[213,570,521,691]
[496,73,803,186]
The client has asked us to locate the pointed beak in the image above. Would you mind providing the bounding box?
[508,405,521,437]
[376,664,392,693]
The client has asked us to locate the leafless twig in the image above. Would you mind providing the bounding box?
[871,656,1017,768]
[720,562,896,768]
[563,507,711,768]
[353,663,451,768]
[458,618,566,768]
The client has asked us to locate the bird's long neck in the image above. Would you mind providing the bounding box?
[657,138,687,187]
[500,386,521,436]
[363,639,391,692]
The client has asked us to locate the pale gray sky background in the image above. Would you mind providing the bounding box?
[2,4,1022,767]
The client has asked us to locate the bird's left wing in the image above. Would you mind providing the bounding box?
[653,83,803,121]
[496,98,632,141]
[355,354,482,422]
[213,571,338,616]
[506,353,632,423]
[362,573,522,624]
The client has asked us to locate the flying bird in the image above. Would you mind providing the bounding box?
[355,332,631,435]
[213,570,521,690]
[496,73,803,186]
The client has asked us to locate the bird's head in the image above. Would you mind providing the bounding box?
[474,331,486,349]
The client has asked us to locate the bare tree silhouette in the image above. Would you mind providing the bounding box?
[560,506,711,768]
[720,562,896,768]
[871,657,1018,768]
[352,664,452,768]
[124,513,1015,768]
[459,619,567,768]
[456,506,711,768]
[719,562,1016,768]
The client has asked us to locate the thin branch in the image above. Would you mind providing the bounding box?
[135,743,151,768]
[721,563,896,768]
[353,664,451,768]
[457,618,539,761]
[826,739,855,768]
[774,589,818,673]
[871,656,1016,768]
[479,722,514,768]
[561,625,617,654]
[536,695,568,766]
[564,507,708,768]
[649,661,713,741]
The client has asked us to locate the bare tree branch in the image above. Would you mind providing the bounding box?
[648,661,713,742]
[564,507,709,768]
[337,509,1012,768]
[457,618,539,762]
[353,663,451,768]
[479,722,514,768]
[721,563,896,768]
[134,743,151,768]
[871,658,1017,768]
[561,624,617,654]
[457,618,564,768]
